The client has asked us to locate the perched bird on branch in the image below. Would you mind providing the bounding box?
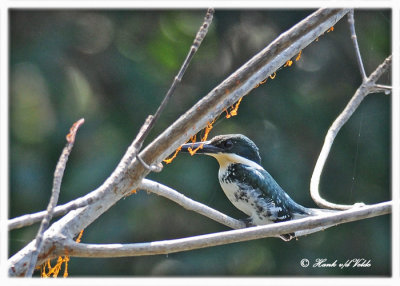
[181,134,334,240]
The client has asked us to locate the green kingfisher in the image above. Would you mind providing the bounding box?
[181,134,330,240]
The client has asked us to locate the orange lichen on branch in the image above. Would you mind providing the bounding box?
[124,188,137,197]
[226,97,243,118]
[284,60,293,67]
[187,118,216,155]
[224,108,230,117]
[40,230,84,278]
[62,256,70,278]
[163,93,241,163]
[163,145,183,164]
[225,104,235,118]
[187,134,201,155]
[269,72,276,79]
[188,144,203,155]
[41,256,69,278]
[66,118,85,144]
[296,50,302,61]
[254,77,268,89]
[315,26,334,43]
[75,229,84,243]
[163,134,199,164]
[202,118,216,141]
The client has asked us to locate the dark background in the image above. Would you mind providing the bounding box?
[9,9,391,276]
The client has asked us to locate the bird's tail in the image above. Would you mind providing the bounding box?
[291,208,341,239]
[293,208,340,237]
[292,207,339,220]
[307,208,340,216]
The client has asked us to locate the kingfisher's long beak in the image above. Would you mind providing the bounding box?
[181,141,223,154]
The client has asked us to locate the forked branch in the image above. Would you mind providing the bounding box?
[310,57,392,210]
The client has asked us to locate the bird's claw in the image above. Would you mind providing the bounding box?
[239,217,254,227]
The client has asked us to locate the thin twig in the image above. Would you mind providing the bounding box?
[347,10,367,81]
[371,84,392,94]
[310,55,392,210]
[134,8,214,171]
[63,201,391,259]
[25,118,84,277]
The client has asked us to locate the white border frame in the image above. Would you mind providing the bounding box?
[1,1,398,286]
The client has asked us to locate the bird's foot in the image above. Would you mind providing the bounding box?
[279,233,296,241]
[239,217,254,227]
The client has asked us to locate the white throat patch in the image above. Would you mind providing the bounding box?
[207,152,262,170]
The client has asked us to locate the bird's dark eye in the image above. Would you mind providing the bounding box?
[223,140,233,149]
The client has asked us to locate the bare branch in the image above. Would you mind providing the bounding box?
[62,201,390,259]
[310,55,392,210]
[140,179,246,230]
[347,10,367,81]
[25,118,84,277]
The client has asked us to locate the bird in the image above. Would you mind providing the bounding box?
[180,134,333,241]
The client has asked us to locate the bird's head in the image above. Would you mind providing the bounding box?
[180,134,262,167]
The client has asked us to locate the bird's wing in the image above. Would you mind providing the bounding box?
[238,164,311,221]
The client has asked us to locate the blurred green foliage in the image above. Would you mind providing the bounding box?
[9,9,391,276]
